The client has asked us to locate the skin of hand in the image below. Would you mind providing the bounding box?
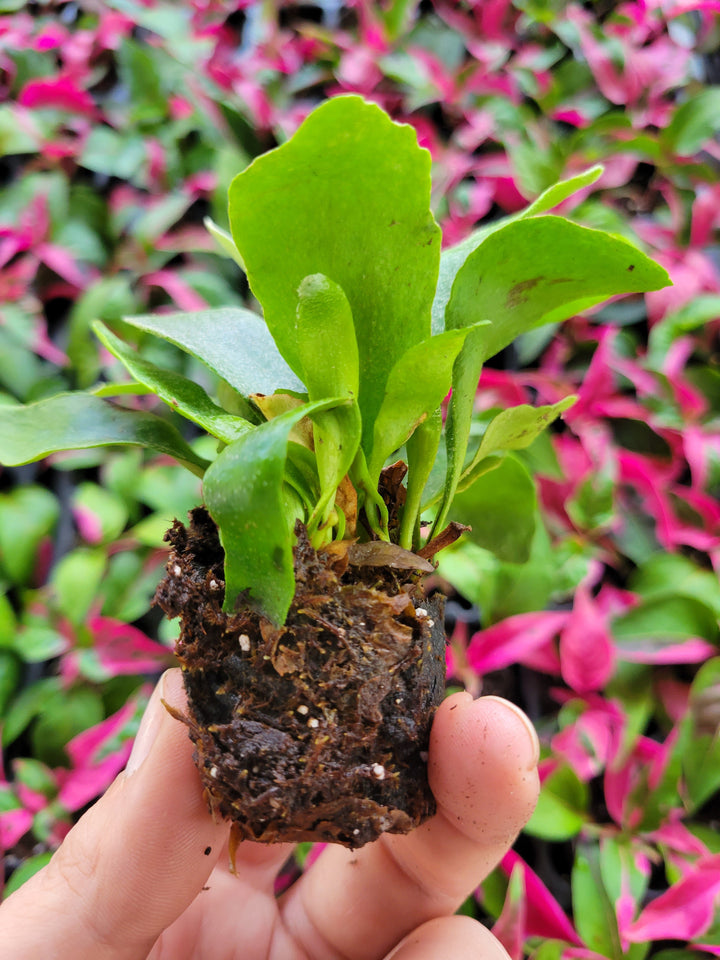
[0,668,540,960]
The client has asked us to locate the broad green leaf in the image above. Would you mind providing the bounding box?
[460,397,576,488]
[449,455,537,563]
[445,216,670,362]
[368,327,473,481]
[295,275,362,531]
[435,216,669,533]
[572,843,622,960]
[122,308,302,396]
[228,95,441,449]
[526,762,589,840]
[93,321,251,444]
[0,393,209,477]
[203,397,348,624]
[432,165,604,332]
[0,486,59,585]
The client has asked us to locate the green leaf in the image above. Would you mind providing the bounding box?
[369,327,474,481]
[51,548,107,627]
[526,762,589,840]
[121,308,302,397]
[612,595,719,657]
[461,397,576,487]
[16,625,67,663]
[228,95,441,451]
[664,89,720,156]
[2,677,62,747]
[0,486,59,585]
[572,842,622,960]
[93,321,251,444]
[3,852,54,898]
[445,216,670,364]
[629,553,720,619]
[0,393,209,477]
[449,455,537,563]
[402,408,442,551]
[203,216,246,269]
[203,397,349,624]
[432,165,604,332]
[73,483,129,544]
[0,650,20,715]
[295,275,362,532]
[31,688,104,768]
[434,216,669,533]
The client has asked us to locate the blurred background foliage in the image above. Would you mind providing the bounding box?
[1,0,720,954]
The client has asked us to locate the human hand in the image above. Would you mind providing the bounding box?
[0,668,539,960]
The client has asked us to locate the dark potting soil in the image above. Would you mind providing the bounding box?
[154,507,446,850]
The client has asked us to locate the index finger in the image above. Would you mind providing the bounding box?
[278,693,540,960]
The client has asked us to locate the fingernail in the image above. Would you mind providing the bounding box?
[483,695,540,771]
[125,671,168,776]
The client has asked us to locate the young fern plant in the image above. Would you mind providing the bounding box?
[0,96,670,848]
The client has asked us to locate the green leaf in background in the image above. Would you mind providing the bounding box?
[93,321,251,444]
[526,761,589,840]
[72,483,129,544]
[121,307,303,397]
[0,486,59,585]
[68,276,139,389]
[368,326,474,481]
[612,595,719,657]
[572,842,622,960]
[51,548,107,628]
[432,165,604,332]
[677,658,720,811]
[15,625,67,663]
[629,552,720,619]
[449,455,537,563]
[228,95,441,450]
[2,677,63,747]
[0,393,209,477]
[203,397,349,623]
[31,687,105,768]
[3,852,54,898]
[663,89,720,156]
[295,274,361,532]
[0,650,20,716]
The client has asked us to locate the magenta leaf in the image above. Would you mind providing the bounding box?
[626,854,720,943]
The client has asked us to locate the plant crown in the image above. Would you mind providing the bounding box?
[0,96,670,624]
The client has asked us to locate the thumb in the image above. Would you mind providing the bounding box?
[0,669,229,960]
